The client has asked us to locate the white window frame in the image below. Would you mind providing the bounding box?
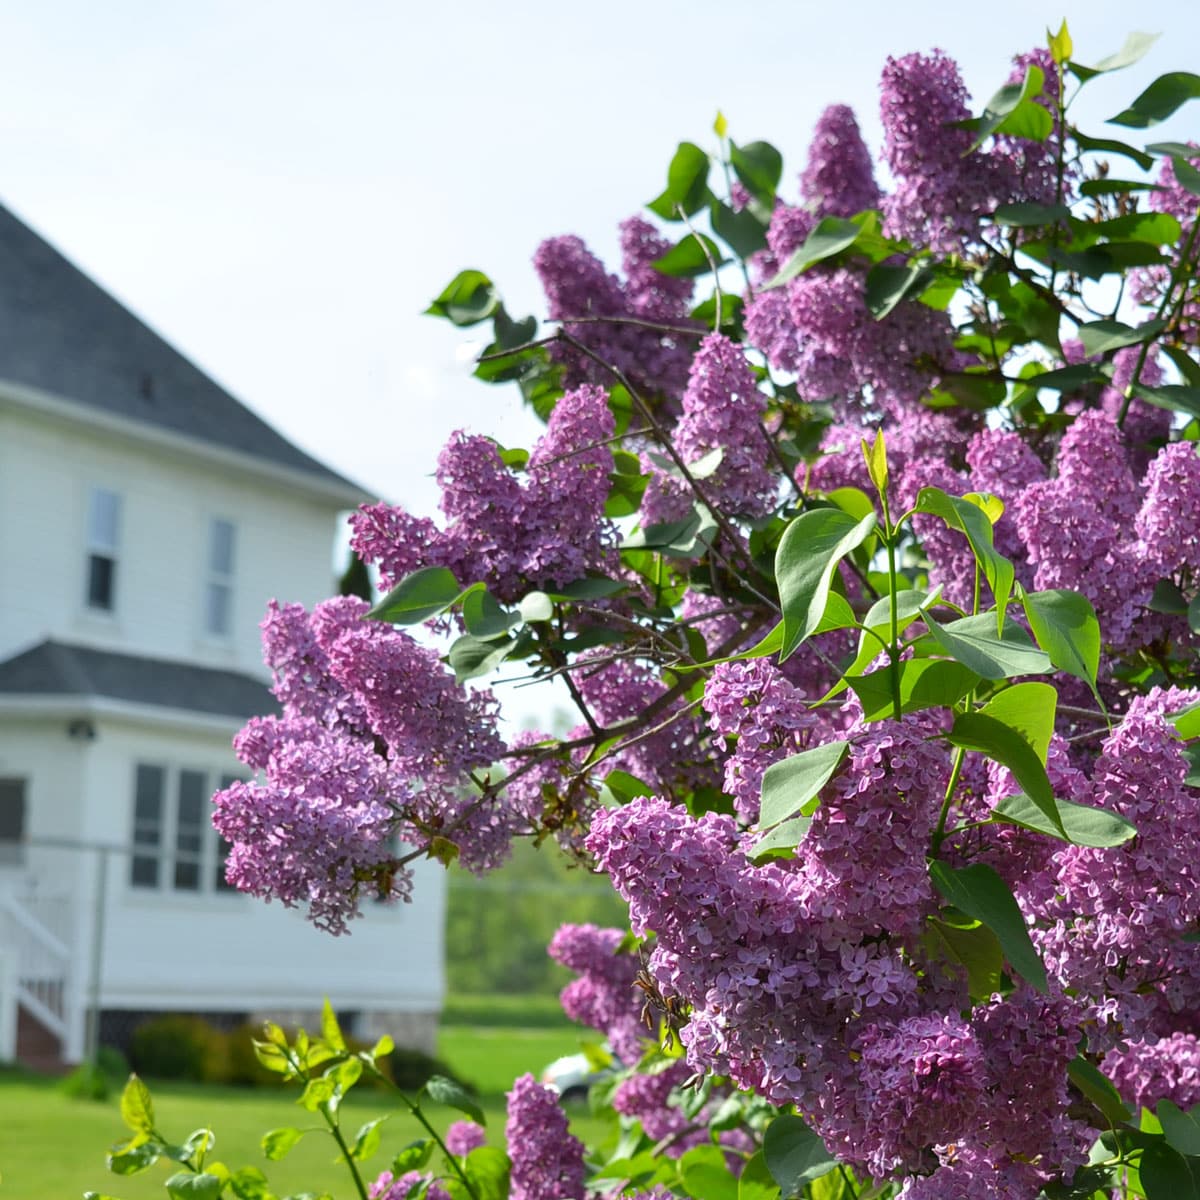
[85,487,122,613]
[128,762,241,896]
[203,516,236,638]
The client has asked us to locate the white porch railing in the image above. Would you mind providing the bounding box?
[0,889,73,1053]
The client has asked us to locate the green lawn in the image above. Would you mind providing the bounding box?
[0,1021,611,1200]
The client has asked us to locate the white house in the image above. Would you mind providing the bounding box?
[0,202,445,1067]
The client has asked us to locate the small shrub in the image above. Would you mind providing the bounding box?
[128,1015,225,1082]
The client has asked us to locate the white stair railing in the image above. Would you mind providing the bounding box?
[0,890,72,1045]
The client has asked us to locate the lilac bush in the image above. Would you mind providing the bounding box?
[97,23,1200,1200]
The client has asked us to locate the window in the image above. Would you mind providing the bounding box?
[85,488,121,611]
[0,778,27,867]
[204,518,236,636]
[129,764,241,895]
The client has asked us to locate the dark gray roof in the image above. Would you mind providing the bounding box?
[0,640,276,721]
[0,202,366,498]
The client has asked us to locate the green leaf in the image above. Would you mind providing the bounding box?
[1068,1056,1132,1126]
[391,1139,434,1174]
[1143,1141,1200,1199]
[297,1076,335,1112]
[462,1146,511,1200]
[1022,588,1101,689]
[1047,19,1072,65]
[863,430,888,495]
[1171,156,1200,198]
[107,1138,162,1176]
[711,199,769,259]
[1073,130,1155,170]
[865,261,935,319]
[924,914,1004,1002]
[1184,744,1200,788]
[120,1075,155,1136]
[737,1151,784,1200]
[757,740,850,829]
[729,140,783,206]
[923,611,1052,680]
[462,586,519,639]
[972,65,1051,149]
[824,587,933,697]
[165,1172,222,1200]
[929,861,1048,992]
[344,1116,388,1163]
[749,816,811,861]
[1024,363,1106,392]
[262,1128,305,1161]
[604,769,653,804]
[228,1167,273,1200]
[1170,701,1200,741]
[648,142,711,219]
[679,1144,740,1200]
[369,566,462,625]
[993,792,1136,848]
[980,681,1057,762]
[1158,1101,1200,1156]
[1137,385,1200,418]
[653,232,728,278]
[848,659,980,723]
[1071,31,1159,80]
[763,1113,837,1194]
[1078,318,1165,356]
[947,712,1064,838]
[993,201,1073,227]
[775,508,877,661]
[320,999,345,1053]
[425,270,498,327]
[424,1075,485,1126]
[1110,72,1200,128]
[448,634,514,683]
[517,592,554,623]
[914,488,1014,626]
[767,217,861,287]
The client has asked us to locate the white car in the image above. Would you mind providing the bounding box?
[541,1051,615,1101]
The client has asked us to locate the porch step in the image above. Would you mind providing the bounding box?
[16,1002,65,1073]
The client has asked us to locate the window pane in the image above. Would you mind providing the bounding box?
[209,519,235,576]
[205,582,231,636]
[174,770,206,892]
[87,554,115,610]
[87,489,121,551]
[0,778,26,868]
[130,765,164,889]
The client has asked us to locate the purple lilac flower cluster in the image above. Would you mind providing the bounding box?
[369,1170,451,1200]
[505,1073,587,1200]
[547,923,645,1065]
[212,597,511,932]
[351,384,617,602]
[639,333,776,526]
[534,219,698,399]
[443,1120,487,1157]
[702,659,817,823]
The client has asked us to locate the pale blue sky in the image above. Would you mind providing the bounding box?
[4,1,1199,517]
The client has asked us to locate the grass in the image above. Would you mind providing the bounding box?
[0,1011,611,1200]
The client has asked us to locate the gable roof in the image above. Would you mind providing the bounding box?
[0,640,275,721]
[0,202,367,501]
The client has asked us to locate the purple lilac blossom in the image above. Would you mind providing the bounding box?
[534,227,696,398]
[548,923,644,1065]
[800,104,881,218]
[640,334,775,525]
[703,659,818,823]
[444,1120,487,1157]
[1137,441,1200,577]
[351,386,617,603]
[880,49,1003,253]
[369,1170,451,1200]
[1104,1033,1200,1110]
[992,48,1065,209]
[505,1074,587,1200]
[1037,687,1200,1042]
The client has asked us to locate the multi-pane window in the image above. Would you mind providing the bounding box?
[204,518,236,637]
[129,764,240,895]
[0,778,27,867]
[85,488,121,611]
